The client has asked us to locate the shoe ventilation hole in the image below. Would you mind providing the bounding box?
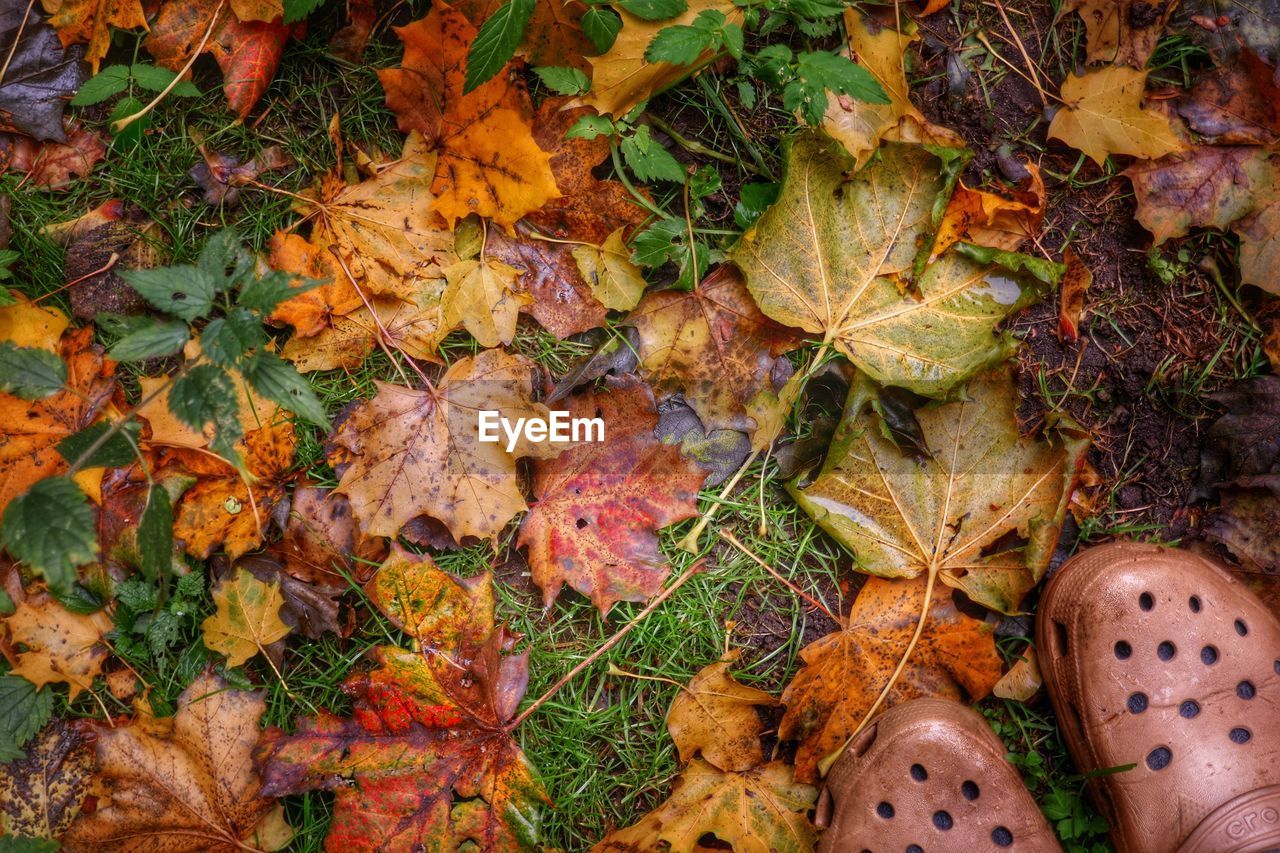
[910,763,928,782]
[877,802,895,819]
[1202,646,1219,665]
[1235,618,1249,636]
[1180,700,1201,718]
[1230,727,1252,745]
[1189,596,1202,613]
[1115,641,1133,660]
[1275,660,1280,675]
[1139,592,1154,611]
[1238,681,1256,700]
[906,845,923,853]
[933,811,953,831]
[961,780,980,801]
[992,826,1014,847]
[1147,747,1172,770]
[1157,641,1176,661]
[1127,692,1149,714]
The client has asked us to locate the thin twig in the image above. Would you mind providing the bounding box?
[506,563,706,731]
[645,113,765,177]
[719,531,842,625]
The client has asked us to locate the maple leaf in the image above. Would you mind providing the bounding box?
[0,324,115,518]
[581,0,744,117]
[1176,50,1280,146]
[274,481,385,585]
[791,370,1088,614]
[0,4,86,141]
[257,644,548,851]
[1066,0,1176,68]
[267,231,363,338]
[591,760,816,852]
[518,376,707,613]
[365,543,495,651]
[1239,202,1280,293]
[327,348,561,542]
[202,567,292,667]
[933,162,1046,258]
[0,720,94,840]
[730,133,1054,397]
[280,297,445,372]
[572,229,647,312]
[485,223,608,339]
[1125,147,1280,243]
[439,256,531,348]
[0,589,111,700]
[144,0,291,118]
[778,575,1003,782]
[378,5,559,229]
[40,0,145,73]
[62,669,289,852]
[627,265,802,442]
[666,651,776,773]
[1047,66,1185,165]
[0,121,107,189]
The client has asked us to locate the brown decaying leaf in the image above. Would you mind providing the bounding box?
[932,161,1046,258]
[328,0,375,62]
[62,211,162,321]
[993,646,1043,701]
[275,481,385,585]
[364,542,495,651]
[580,0,743,117]
[62,669,289,852]
[1058,246,1093,342]
[1177,50,1280,145]
[0,121,106,189]
[627,265,803,440]
[0,720,95,840]
[328,348,562,542]
[0,2,86,141]
[485,223,609,339]
[145,0,292,118]
[1067,0,1178,68]
[377,5,559,229]
[779,575,1003,782]
[518,376,708,614]
[40,0,146,73]
[1047,66,1185,165]
[0,323,115,517]
[666,652,777,772]
[190,143,294,206]
[1,590,111,700]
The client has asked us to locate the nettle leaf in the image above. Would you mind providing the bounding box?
[169,364,244,458]
[0,675,53,761]
[129,63,199,97]
[137,486,173,582]
[620,125,686,182]
[107,319,189,362]
[534,65,591,95]
[56,420,142,469]
[617,0,688,20]
[198,229,251,282]
[243,351,329,429]
[632,217,685,266]
[644,20,717,64]
[283,0,325,22]
[238,270,317,315]
[200,307,267,367]
[566,114,616,140]
[464,0,537,94]
[70,65,129,106]
[790,51,888,125]
[121,267,220,322]
[0,342,66,399]
[1,477,98,594]
[582,6,622,52]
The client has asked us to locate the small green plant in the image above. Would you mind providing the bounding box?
[71,63,202,144]
[113,569,207,670]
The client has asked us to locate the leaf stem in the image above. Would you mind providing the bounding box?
[719,530,842,625]
[645,113,765,177]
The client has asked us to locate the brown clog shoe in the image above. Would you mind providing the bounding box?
[815,698,1062,852]
[1038,541,1280,853]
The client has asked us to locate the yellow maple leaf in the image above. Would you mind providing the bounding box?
[1048,66,1185,165]
[571,228,647,311]
[201,568,292,668]
[1,592,112,700]
[439,256,530,348]
[41,0,147,73]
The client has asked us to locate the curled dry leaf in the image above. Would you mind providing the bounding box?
[580,0,743,117]
[62,669,289,852]
[731,133,1053,397]
[0,3,86,141]
[518,376,708,613]
[591,760,817,852]
[627,265,802,442]
[1,590,111,700]
[1058,246,1093,342]
[328,348,561,542]
[275,481,384,585]
[1047,66,1185,165]
[993,646,1043,702]
[932,161,1046,258]
[190,143,294,206]
[666,652,777,773]
[364,543,494,651]
[145,0,292,118]
[0,121,106,189]
[780,575,1003,782]
[201,567,292,667]
[40,0,145,73]
[377,5,559,230]
[791,370,1089,614]
[1066,0,1177,68]
[0,719,94,840]
[257,644,547,851]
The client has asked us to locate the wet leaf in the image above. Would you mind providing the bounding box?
[0,5,86,141]
[1067,0,1177,67]
[1047,67,1185,165]
[1058,246,1093,343]
[202,567,292,668]
[518,376,707,613]
[275,482,384,585]
[0,720,93,840]
[0,589,111,700]
[39,0,145,74]
[1182,0,1280,69]
[0,121,106,189]
[485,224,609,339]
[666,652,776,772]
[1177,50,1280,145]
[1125,147,1279,243]
[364,543,494,650]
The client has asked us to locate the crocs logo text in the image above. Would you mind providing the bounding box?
[1226,807,1280,839]
[478,410,604,452]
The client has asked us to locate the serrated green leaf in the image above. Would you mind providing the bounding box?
[107,319,189,361]
[620,125,686,183]
[137,486,173,582]
[644,22,715,64]
[198,229,250,282]
[53,583,104,614]
[70,65,129,106]
[617,0,687,20]
[465,0,537,94]
[283,0,324,22]
[243,351,328,428]
[0,343,66,399]
[582,6,622,52]
[237,270,318,314]
[0,675,53,758]
[200,307,267,367]
[169,364,243,458]
[121,266,220,321]
[0,478,97,594]
[56,420,142,469]
[566,114,615,140]
[128,62,177,92]
[631,218,684,266]
[534,65,591,95]
[109,95,147,145]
